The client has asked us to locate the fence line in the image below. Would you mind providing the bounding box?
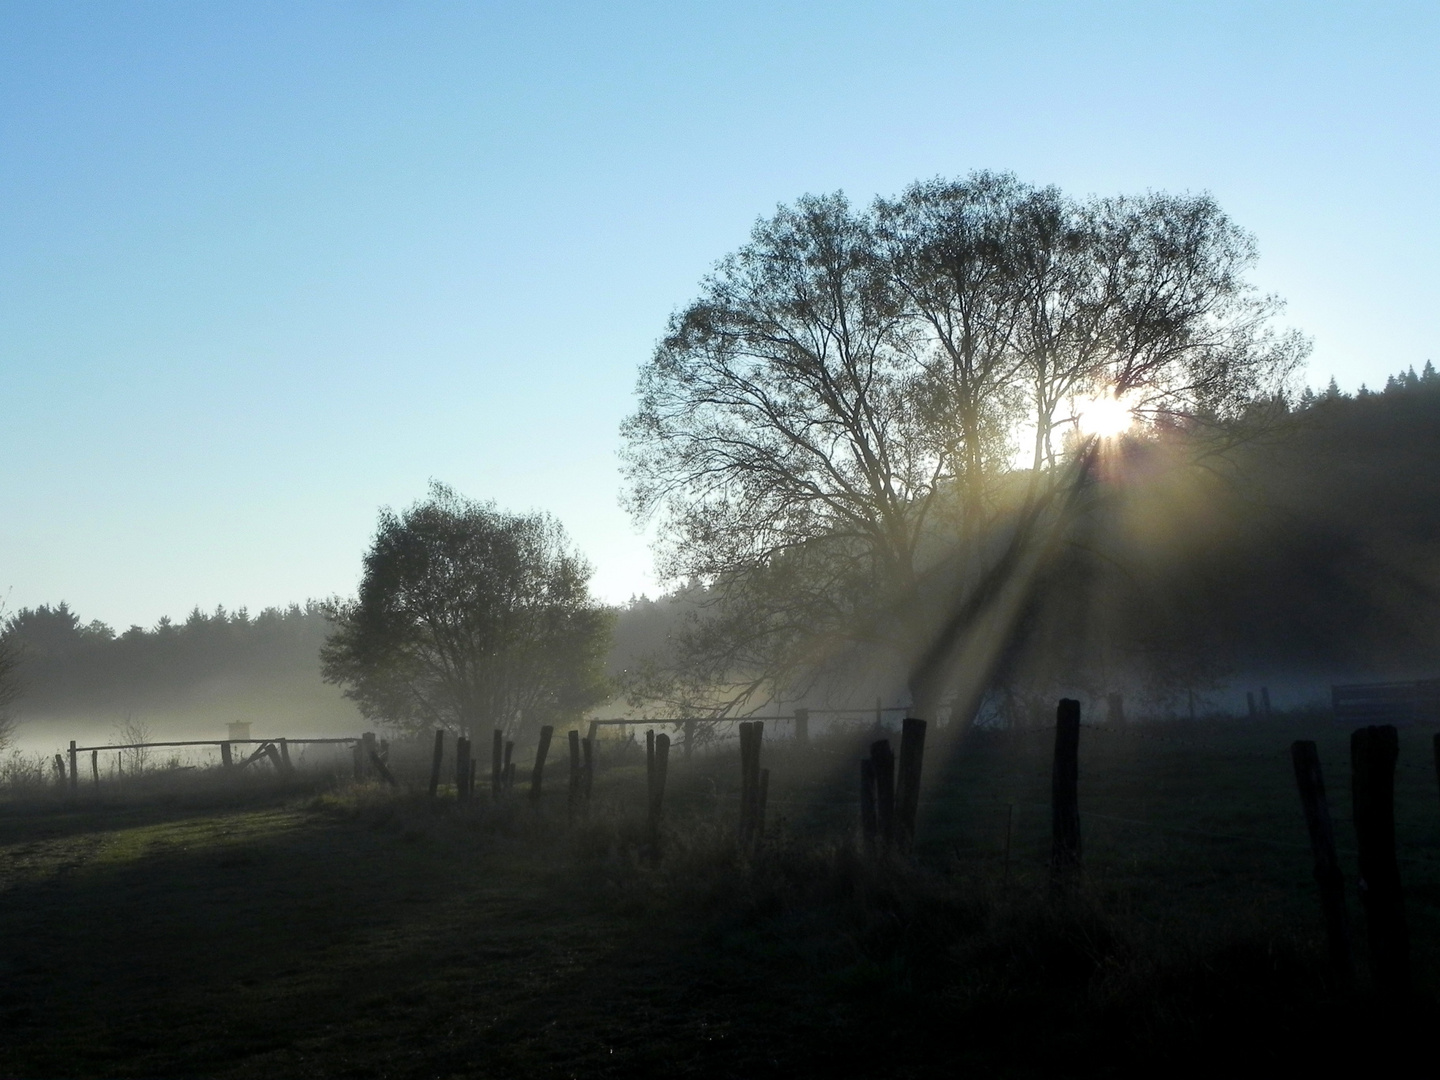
[71,737,360,753]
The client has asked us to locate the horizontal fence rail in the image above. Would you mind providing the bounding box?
[71,737,361,753]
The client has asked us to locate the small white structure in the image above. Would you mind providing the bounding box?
[227,721,252,742]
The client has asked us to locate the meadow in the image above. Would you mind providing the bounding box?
[0,714,1434,1078]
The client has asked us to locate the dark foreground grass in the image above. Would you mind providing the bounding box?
[0,719,1436,1078]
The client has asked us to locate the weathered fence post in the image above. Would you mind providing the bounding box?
[582,736,594,804]
[1351,724,1409,997]
[428,729,445,797]
[648,733,670,858]
[757,767,769,841]
[1291,740,1353,987]
[1434,732,1440,815]
[504,740,515,792]
[54,754,66,786]
[264,743,285,775]
[370,747,398,788]
[1050,698,1082,886]
[455,736,471,802]
[646,728,656,796]
[491,729,503,800]
[567,730,581,823]
[738,722,753,840]
[68,741,78,796]
[352,741,364,779]
[530,725,554,803]
[1003,803,1014,887]
[738,722,765,844]
[895,718,927,853]
[870,739,895,850]
[220,741,233,770]
[794,707,809,748]
[90,749,99,789]
[859,758,878,852]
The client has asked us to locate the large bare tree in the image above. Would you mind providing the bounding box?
[623,174,1306,721]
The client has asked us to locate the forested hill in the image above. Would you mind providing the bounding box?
[0,603,358,740]
[0,593,694,741]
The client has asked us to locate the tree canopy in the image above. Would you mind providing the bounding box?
[621,173,1307,719]
[321,483,613,738]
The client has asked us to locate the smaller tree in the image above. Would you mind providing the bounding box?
[321,483,613,738]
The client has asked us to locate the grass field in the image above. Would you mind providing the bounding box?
[0,717,1435,1078]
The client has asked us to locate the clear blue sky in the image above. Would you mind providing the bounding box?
[2,1,1436,629]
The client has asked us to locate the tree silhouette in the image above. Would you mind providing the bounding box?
[321,482,612,738]
[623,173,1306,720]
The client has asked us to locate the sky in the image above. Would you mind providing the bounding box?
[2,1,1437,630]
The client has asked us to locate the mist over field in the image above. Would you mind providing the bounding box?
[8,370,1438,760]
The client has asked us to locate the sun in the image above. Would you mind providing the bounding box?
[1072,392,1136,439]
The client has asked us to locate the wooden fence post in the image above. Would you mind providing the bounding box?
[1291,740,1353,987]
[738,722,754,840]
[491,729,503,801]
[428,729,445,797]
[741,721,765,844]
[504,741,515,792]
[646,729,656,800]
[648,733,670,858]
[757,767,769,841]
[264,743,285,775]
[530,725,554,803]
[220,741,233,770]
[1050,698,1082,885]
[870,739,895,850]
[1351,724,1409,997]
[68,741,78,795]
[370,747,398,788]
[1432,732,1440,816]
[361,733,378,780]
[567,730,581,823]
[895,718,927,853]
[455,736,471,802]
[90,749,99,789]
[582,736,594,804]
[859,758,878,852]
[794,708,809,747]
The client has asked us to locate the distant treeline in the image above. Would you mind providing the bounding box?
[0,593,693,726]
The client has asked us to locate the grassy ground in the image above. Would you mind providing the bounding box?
[0,717,1435,1078]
